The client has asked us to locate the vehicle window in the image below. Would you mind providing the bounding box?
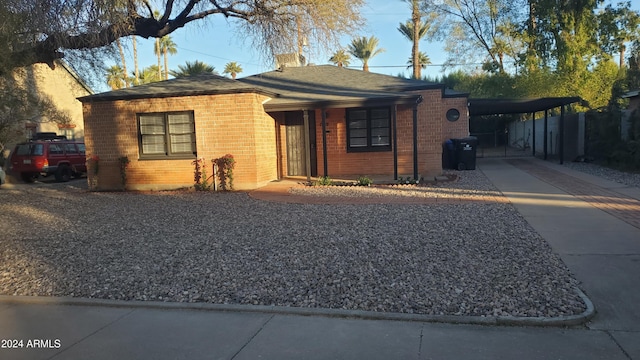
[16,145,32,156]
[32,144,44,155]
[49,144,64,155]
[16,144,44,156]
[65,143,78,154]
[77,144,86,155]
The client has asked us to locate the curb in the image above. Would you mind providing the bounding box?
[0,287,594,328]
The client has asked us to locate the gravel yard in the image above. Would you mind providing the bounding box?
[0,171,587,318]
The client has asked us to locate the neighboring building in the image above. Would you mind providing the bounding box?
[12,60,93,142]
[79,65,470,191]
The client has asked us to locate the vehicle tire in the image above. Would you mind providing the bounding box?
[55,165,72,182]
[20,173,36,183]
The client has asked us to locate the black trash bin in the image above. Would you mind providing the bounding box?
[452,136,478,170]
[442,139,455,169]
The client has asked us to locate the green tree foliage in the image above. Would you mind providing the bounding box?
[400,0,430,79]
[106,65,127,90]
[598,1,640,67]
[406,52,431,71]
[223,62,243,79]
[138,65,163,84]
[425,0,524,73]
[421,0,640,112]
[159,36,178,80]
[170,61,218,78]
[348,36,385,72]
[627,40,640,90]
[329,49,351,67]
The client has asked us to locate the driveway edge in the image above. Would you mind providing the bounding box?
[0,287,594,327]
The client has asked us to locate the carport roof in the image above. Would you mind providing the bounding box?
[468,97,582,116]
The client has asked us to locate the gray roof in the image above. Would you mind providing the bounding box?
[79,65,467,111]
[239,65,467,111]
[78,74,277,102]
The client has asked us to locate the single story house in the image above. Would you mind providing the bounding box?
[79,65,470,191]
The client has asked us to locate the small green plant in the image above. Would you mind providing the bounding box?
[356,176,373,186]
[118,156,130,188]
[313,176,333,186]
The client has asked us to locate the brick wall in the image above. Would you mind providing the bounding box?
[83,93,277,191]
[312,89,469,180]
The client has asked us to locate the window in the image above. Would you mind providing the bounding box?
[346,107,391,152]
[60,129,75,140]
[16,144,43,156]
[49,144,64,155]
[138,111,196,158]
[64,143,78,154]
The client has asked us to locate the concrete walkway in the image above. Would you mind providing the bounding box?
[1,158,639,360]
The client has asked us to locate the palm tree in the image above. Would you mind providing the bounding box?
[399,0,428,79]
[132,35,140,85]
[169,61,218,77]
[153,10,162,79]
[115,39,130,87]
[406,52,431,74]
[106,65,127,90]
[397,20,430,44]
[223,61,243,79]
[347,36,385,72]
[137,65,163,84]
[328,49,351,67]
[159,36,178,79]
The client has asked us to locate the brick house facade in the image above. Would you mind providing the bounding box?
[80,66,469,191]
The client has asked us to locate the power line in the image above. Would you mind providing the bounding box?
[345,63,487,69]
[175,45,263,67]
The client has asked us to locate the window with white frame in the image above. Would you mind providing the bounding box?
[138,111,196,158]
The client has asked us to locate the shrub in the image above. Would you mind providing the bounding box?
[356,176,373,186]
[313,176,333,186]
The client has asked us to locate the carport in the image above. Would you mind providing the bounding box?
[468,97,581,164]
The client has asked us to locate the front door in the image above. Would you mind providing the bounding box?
[285,111,317,177]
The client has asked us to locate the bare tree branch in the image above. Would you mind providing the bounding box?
[1,0,365,75]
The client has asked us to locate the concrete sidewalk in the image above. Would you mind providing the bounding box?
[1,157,639,360]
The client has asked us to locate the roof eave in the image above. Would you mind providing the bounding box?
[263,95,422,112]
[78,88,279,103]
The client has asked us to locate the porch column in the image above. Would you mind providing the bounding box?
[544,110,548,160]
[532,112,536,157]
[412,96,423,180]
[321,108,328,176]
[303,109,312,182]
[559,105,565,164]
[393,105,398,180]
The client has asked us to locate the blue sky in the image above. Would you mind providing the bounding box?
[108,0,640,91]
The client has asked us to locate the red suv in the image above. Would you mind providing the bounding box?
[9,133,87,183]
